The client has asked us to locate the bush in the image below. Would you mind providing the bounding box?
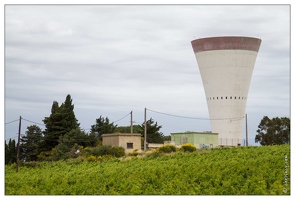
[157,145,177,153]
[180,143,197,152]
[90,145,125,158]
[19,161,42,168]
[146,149,164,158]
[66,158,83,165]
[108,146,125,157]
[128,148,139,156]
[86,155,96,162]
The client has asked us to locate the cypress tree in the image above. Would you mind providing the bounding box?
[61,94,80,134]
[42,94,80,151]
[5,139,16,164]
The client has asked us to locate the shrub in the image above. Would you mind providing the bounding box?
[128,148,139,156]
[108,146,125,157]
[86,155,96,162]
[180,143,197,152]
[157,145,177,153]
[77,155,86,162]
[146,149,164,158]
[90,145,125,158]
[65,158,83,165]
[19,161,41,168]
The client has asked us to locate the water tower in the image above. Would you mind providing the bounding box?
[191,36,261,146]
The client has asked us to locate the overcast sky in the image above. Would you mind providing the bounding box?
[4,4,290,146]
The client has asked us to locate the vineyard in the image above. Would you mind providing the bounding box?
[5,145,290,195]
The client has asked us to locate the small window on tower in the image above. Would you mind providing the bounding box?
[221,97,223,99]
[217,97,218,99]
[226,97,227,99]
[235,97,237,99]
[213,97,214,100]
[239,97,240,99]
[230,97,232,99]
[210,97,211,100]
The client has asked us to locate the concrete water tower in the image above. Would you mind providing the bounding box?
[191,36,261,146]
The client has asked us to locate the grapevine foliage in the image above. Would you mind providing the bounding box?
[5,145,290,195]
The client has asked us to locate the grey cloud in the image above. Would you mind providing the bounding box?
[5,5,290,145]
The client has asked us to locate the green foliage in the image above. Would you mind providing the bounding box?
[128,148,139,156]
[140,118,164,145]
[37,143,83,161]
[157,145,177,153]
[42,94,80,151]
[115,125,142,133]
[90,116,117,141]
[5,139,16,165]
[146,150,164,158]
[90,145,125,158]
[180,143,197,152]
[59,128,97,148]
[61,94,80,133]
[255,116,290,145]
[5,145,290,195]
[20,125,43,162]
[163,135,171,141]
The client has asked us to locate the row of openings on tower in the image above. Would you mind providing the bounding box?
[207,96,247,100]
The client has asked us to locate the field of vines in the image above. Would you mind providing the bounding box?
[5,145,290,195]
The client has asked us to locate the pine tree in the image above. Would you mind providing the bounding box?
[91,116,117,141]
[141,118,164,144]
[20,125,43,161]
[255,116,290,145]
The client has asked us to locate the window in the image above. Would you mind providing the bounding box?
[127,143,133,149]
[230,96,232,99]
[226,97,227,99]
[217,97,218,99]
[239,97,240,99]
[213,97,214,100]
[210,97,211,100]
[235,97,237,99]
[182,136,187,144]
[221,97,223,99]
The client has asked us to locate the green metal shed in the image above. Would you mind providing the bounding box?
[171,132,218,148]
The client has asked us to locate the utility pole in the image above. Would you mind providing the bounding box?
[16,116,21,173]
[130,111,133,134]
[144,108,147,151]
[245,114,248,146]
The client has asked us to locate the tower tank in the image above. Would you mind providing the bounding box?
[191,36,261,146]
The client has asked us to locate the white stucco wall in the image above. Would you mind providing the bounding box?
[194,50,259,143]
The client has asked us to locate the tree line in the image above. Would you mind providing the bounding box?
[5,94,290,164]
[5,94,165,163]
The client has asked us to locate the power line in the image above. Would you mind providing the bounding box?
[113,112,131,123]
[146,108,244,121]
[5,119,19,125]
[22,118,45,126]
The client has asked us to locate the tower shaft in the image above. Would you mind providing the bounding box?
[191,36,261,145]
